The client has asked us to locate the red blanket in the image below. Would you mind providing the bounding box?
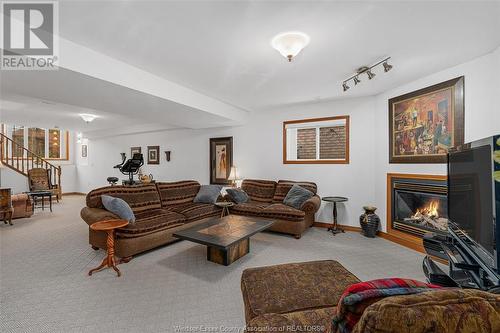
[332,278,442,333]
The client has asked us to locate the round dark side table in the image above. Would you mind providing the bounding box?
[322,196,348,236]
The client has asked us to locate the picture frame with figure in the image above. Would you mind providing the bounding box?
[389,77,464,163]
[209,137,233,184]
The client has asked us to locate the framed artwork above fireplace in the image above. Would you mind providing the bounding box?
[388,77,464,163]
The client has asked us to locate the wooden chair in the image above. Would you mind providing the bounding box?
[27,168,60,202]
[0,188,14,225]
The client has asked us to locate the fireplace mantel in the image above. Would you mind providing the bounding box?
[386,173,447,253]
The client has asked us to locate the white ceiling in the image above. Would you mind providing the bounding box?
[1,1,499,133]
[1,68,241,136]
[58,1,500,109]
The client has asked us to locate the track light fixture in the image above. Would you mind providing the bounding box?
[341,57,393,92]
[366,69,376,80]
[383,61,393,72]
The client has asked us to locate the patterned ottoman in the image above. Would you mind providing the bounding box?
[241,260,360,331]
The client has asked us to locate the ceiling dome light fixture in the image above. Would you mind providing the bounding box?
[79,113,98,123]
[341,57,393,92]
[271,31,310,62]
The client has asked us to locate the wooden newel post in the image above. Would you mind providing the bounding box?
[57,166,62,200]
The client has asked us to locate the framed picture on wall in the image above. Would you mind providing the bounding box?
[209,137,233,185]
[81,144,87,158]
[147,146,160,164]
[389,76,464,163]
[131,146,141,157]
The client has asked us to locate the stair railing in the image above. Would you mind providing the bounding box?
[0,132,62,198]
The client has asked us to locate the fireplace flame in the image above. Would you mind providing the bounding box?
[413,200,439,219]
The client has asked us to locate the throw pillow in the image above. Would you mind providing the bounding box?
[101,195,136,223]
[194,185,222,204]
[226,188,249,204]
[283,184,314,209]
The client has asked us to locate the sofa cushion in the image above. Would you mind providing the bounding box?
[241,179,277,203]
[86,184,161,214]
[115,209,185,238]
[353,289,500,333]
[241,260,360,322]
[170,202,222,221]
[283,184,314,209]
[273,180,317,203]
[247,307,336,333]
[262,203,305,222]
[156,181,201,207]
[101,195,136,223]
[193,185,222,204]
[230,201,269,217]
[231,202,306,222]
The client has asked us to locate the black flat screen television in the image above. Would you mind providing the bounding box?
[448,138,499,272]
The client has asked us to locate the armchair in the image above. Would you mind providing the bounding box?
[27,168,60,202]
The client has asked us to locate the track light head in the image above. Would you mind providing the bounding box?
[366,69,376,80]
[342,82,350,92]
[383,61,393,72]
[353,76,361,85]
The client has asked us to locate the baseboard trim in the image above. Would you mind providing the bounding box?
[314,222,448,264]
[313,222,362,232]
[62,192,86,196]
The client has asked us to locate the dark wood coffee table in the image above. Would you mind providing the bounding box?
[173,215,274,266]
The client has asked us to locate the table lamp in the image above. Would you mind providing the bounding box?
[228,166,239,187]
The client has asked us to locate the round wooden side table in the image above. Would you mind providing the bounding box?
[88,219,129,277]
[215,201,234,218]
[322,196,348,236]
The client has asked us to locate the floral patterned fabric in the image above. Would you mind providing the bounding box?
[247,307,336,333]
[28,168,51,191]
[241,260,360,323]
[352,289,500,333]
[242,261,500,333]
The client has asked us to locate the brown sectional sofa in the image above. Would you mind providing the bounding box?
[241,260,500,333]
[230,179,321,239]
[81,181,223,258]
[81,179,320,258]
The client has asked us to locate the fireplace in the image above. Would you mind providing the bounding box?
[389,174,448,238]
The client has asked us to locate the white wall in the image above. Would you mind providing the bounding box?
[373,46,500,231]
[78,97,376,226]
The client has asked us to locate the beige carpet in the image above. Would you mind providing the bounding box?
[1,195,428,333]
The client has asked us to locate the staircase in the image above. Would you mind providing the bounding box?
[0,132,62,199]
